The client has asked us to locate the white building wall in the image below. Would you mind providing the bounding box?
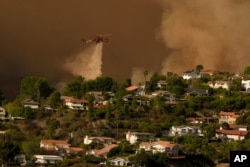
[242,80,250,92]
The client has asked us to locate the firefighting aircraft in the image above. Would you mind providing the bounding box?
[81,34,109,45]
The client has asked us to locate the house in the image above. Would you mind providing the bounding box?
[126,131,155,144]
[64,98,89,110]
[0,107,6,119]
[40,139,83,154]
[200,70,219,76]
[182,71,201,80]
[185,88,208,96]
[109,157,130,167]
[89,91,115,105]
[122,94,150,105]
[186,117,217,124]
[22,99,40,109]
[139,141,179,157]
[87,144,118,158]
[241,80,250,92]
[157,80,167,89]
[122,94,134,103]
[215,127,249,141]
[168,125,203,137]
[60,96,74,101]
[208,81,231,90]
[40,140,70,151]
[152,91,176,102]
[14,154,27,165]
[33,155,63,165]
[65,147,84,154]
[84,136,116,146]
[219,111,240,124]
[125,85,145,96]
[0,130,6,134]
[229,125,248,131]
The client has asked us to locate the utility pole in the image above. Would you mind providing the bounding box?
[143,70,148,95]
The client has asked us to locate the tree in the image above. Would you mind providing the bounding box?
[202,124,217,140]
[148,73,166,92]
[179,135,203,154]
[196,64,204,72]
[4,102,23,117]
[20,76,53,101]
[0,134,20,167]
[48,91,61,110]
[131,150,169,167]
[45,118,60,139]
[151,95,165,118]
[243,66,250,75]
[22,106,35,119]
[221,122,230,130]
[94,76,116,91]
[165,75,188,95]
[63,76,85,99]
[22,139,40,159]
[0,90,6,106]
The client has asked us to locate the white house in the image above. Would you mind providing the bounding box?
[14,154,27,165]
[0,107,6,119]
[125,131,155,144]
[64,98,89,110]
[168,126,203,137]
[109,157,130,167]
[241,80,250,92]
[33,155,63,165]
[22,99,40,109]
[157,80,167,89]
[40,139,83,154]
[139,141,179,157]
[84,136,116,146]
[208,81,231,90]
[215,128,249,141]
[40,140,70,151]
[182,71,201,80]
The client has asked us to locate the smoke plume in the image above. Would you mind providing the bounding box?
[65,43,103,80]
[131,68,153,86]
[159,0,250,74]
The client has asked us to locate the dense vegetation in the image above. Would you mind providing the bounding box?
[1,66,250,166]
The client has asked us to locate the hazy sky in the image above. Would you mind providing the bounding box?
[0,0,165,99]
[1,0,250,99]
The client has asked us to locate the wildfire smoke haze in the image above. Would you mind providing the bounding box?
[65,43,103,80]
[159,0,250,74]
[1,0,250,99]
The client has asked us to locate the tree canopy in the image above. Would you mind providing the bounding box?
[20,76,53,101]
[0,134,20,167]
[244,66,250,75]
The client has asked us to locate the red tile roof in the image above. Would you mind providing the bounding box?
[140,141,177,148]
[216,129,249,136]
[65,147,84,152]
[140,142,153,147]
[153,141,177,148]
[126,85,139,91]
[220,111,240,117]
[94,144,118,155]
[64,98,89,103]
[41,140,69,145]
